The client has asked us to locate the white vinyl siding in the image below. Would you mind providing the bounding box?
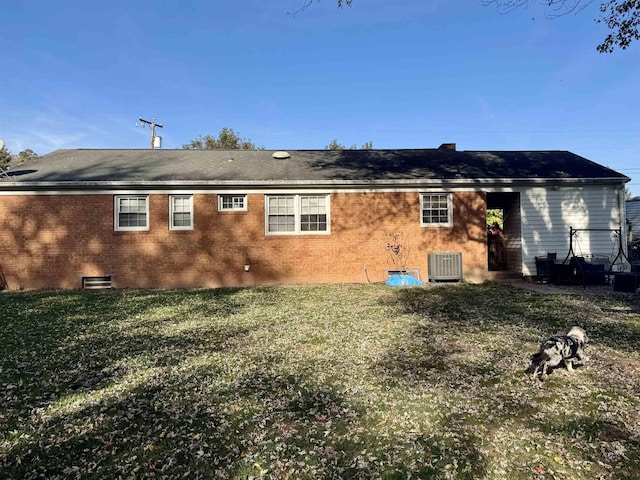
[520,185,626,275]
[627,199,640,241]
[503,196,523,274]
[115,195,149,231]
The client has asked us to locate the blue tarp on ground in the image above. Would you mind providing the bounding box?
[385,274,424,287]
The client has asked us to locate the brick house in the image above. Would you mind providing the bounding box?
[0,145,630,290]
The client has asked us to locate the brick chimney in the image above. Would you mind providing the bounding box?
[438,143,456,150]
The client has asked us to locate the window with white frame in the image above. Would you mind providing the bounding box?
[218,194,247,211]
[169,195,194,230]
[115,195,149,231]
[266,194,329,234]
[421,193,452,227]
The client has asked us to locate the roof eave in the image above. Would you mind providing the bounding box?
[0,176,629,191]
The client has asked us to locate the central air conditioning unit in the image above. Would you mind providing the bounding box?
[428,252,463,282]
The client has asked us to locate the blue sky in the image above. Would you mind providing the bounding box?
[1,0,638,195]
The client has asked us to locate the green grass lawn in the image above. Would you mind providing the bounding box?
[1,282,640,479]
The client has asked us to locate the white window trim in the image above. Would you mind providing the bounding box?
[114,195,150,231]
[420,193,453,227]
[218,194,248,212]
[169,194,194,231]
[265,194,331,235]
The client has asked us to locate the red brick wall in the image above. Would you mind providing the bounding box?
[0,191,487,290]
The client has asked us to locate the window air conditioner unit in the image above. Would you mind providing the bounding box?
[428,252,463,282]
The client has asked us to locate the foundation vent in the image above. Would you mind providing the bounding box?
[82,275,113,290]
[428,252,463,282]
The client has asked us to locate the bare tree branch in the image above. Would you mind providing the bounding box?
[289,0,352,16]
[297,1,638,53]
[480,0,592,18]
[288,0,316,16]
[482,0,639,52]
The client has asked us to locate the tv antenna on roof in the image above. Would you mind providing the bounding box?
[137,117,163,149]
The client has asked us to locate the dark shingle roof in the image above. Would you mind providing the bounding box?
[0,148,629,187]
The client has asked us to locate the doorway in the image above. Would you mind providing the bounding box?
[486,192,522,274]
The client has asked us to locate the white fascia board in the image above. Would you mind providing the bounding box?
[0,176,629,195]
